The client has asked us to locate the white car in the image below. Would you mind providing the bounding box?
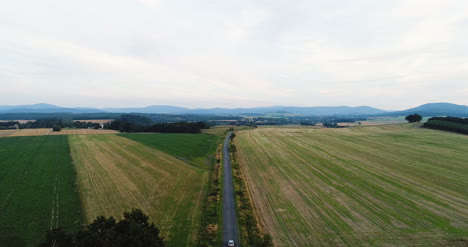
[228,240,235,247]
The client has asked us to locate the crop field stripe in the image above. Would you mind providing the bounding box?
[235,125,468,246]
[70,134,209,247]
[0,136,83,247]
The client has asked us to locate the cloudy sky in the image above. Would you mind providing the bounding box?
[1,0,467,110]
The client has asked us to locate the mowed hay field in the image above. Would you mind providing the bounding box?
[69,134,209,247]
[0,136,83,247]
[235,124,468,246]
[3,128,51,137]
[0,128,118,137]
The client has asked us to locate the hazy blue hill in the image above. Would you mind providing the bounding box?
[103,105,190,114]
[2,103,466,117]
[0,103,60,111]
[394,103,468,116]
[183,106,385,115]
[0,104,386,115]
[0,104,104,114]
[276,106,385,115]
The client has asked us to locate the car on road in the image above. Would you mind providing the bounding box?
[228,240,235,246]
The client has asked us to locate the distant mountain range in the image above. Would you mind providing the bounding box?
[0,102,467,116]
[0,103,104,114]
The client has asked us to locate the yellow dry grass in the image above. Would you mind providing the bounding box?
[235,124,468,246]
[337,120,406,127]
[0,129,17,137]
[69,134,208,246]
[9,128,51,136]
[0,120,34,123]
[0,128,118,137]
[49,129,118,135]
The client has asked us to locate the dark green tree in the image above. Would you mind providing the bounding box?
[38,228,74,247]
[39,209,164,247]
[262,234,274,247]
[405,114,423,123]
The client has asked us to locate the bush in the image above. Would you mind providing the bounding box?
[405,114,423,123]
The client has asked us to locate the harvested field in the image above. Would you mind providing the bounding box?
[235,124,468,246]
[0,136,83,247]
[0,128,118,137]
[69,134,208,247]
[9,128,51,136]
[337,121,406,127]
[0,129,17,137]
[49,129,118,135]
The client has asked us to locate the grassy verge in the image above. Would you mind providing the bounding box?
[229,133,273,247]
[0,136,83,247]
[197,143,223,247]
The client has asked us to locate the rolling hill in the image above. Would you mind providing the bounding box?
[391,103,468,116]
[1,102,467,116]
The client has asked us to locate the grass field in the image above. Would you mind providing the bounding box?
[235,124,468,246]
[69,134,209,247]
[120,133,219,168]
[0,136,83,247]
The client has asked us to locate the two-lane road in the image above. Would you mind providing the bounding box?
[222,132,240,247]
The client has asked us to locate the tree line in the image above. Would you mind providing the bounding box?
[0,118,101,130]
[424,117,468,135]
[104,120,210,133]
[39,209,164,247]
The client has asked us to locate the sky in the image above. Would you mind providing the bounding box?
[1,0,467,110]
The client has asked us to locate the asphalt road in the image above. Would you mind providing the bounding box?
[222,132,240,247]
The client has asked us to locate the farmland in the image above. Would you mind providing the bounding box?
[120,133,219,168]
[234,124,468,246]
[0,128,118,137]
[0,136,83,247]
[7,128,51,137]
[69,134,210,247]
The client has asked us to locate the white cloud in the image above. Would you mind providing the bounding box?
[0,0,467,108]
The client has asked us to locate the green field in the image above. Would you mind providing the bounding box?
[120,133,219,168]
[235,124,468,246]
[0,136,83,247]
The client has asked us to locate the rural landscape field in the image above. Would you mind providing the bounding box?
[234,124,468,246]
[0,131,221,247]
[2,1,468,246]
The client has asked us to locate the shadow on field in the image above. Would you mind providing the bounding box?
[0,233,26,247]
